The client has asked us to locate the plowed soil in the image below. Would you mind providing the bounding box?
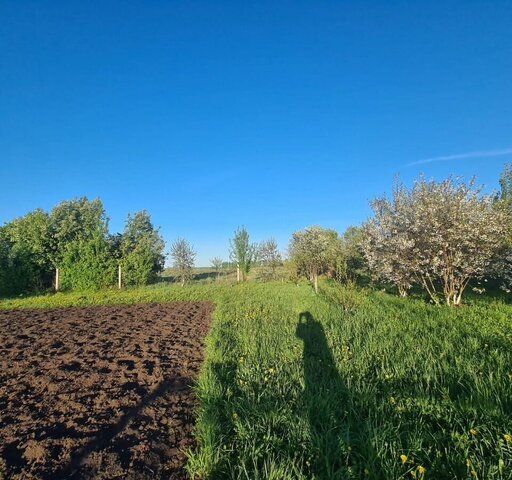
[0,302,213,479]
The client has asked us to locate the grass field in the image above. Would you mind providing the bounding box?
[2,282,512,479]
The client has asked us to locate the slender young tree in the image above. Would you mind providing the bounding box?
[170,238,196,286]
[229,226,256,282]
[210,257,224,279]
[258,238,282,281]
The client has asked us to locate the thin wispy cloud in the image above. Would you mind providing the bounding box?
[407,148,512,167]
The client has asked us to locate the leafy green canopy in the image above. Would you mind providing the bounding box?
[0,199,166,295]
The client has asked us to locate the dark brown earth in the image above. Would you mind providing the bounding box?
[0,302,213,479]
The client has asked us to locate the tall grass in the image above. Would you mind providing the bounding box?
[187,282,512,479]
[2,281,511,478]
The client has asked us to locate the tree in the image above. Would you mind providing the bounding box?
[229,226,256,282]
[362,182,417,297]
[170,238,196,286]
[2,209,54,291]
[490,164,512,292]
[120,211,165,286]
[258,238,282,281]
[363,176,508,305]
[50,197,108,266]
[499,163,512,209]
[341,226,368,282]
[288,226,332,293]
[210,257,224,279]
[323,230,345,282]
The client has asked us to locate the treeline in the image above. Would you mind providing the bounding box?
[2,166,512,306]
[0,198,165,295]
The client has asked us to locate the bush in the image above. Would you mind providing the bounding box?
[60,232,116,291]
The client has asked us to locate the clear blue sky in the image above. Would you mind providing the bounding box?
[1,1,511,265]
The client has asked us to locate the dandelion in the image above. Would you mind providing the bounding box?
[400,454,408,464]
[470,428,478,436]
[504,434,512,443]
[417,465,426,475]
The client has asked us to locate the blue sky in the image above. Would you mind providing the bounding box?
[1,1,511,265]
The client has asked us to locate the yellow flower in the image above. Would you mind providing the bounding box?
[400,454,408,464]
[470,428,478,436]
[417,465,426,475]
[504,434,512,443]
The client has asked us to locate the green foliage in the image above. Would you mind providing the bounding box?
[341,226,368,282]
[229,226,257,281]
[499,163,512,211]
[0,233,8,294]
[289,226,340,292]
[60,231,116,291]
[120,210,165,286]
[0,229,42,295]
[121,239,157,287]
[50,197,108,265]
[0,210,54,293]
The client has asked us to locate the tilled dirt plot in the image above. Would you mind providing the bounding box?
[0,302,213,479]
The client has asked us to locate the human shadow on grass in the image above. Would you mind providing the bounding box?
[296,312,380,479]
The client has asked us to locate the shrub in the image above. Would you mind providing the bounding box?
[60,232,116,291]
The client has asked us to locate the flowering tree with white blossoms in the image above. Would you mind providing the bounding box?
[362,182,416,297]
[363,176,509,306]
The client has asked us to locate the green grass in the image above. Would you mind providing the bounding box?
[2,281,512,479]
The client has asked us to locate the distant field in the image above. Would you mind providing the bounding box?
[159,265,288,285]
[1,282,512,479]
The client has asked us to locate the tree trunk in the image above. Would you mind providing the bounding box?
[397,283,408,297]
[314,274,318,294]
